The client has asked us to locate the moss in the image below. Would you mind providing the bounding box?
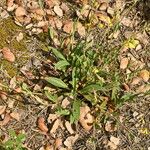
[0,18,28,77]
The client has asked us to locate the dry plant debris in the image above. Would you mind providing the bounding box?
[0,0,149,149]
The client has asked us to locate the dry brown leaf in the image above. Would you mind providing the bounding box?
[1,10,9,19]
[122,83,130,91]
[79,105,94,131]
[7,99,15,108]
[120,58,129,69]
[50,119,60,134]
[15,7,26,17]
[9,76,16,89]
[0,91,7,100]
[77,22,86,37]
[45,144,54,150]
[37,117,48,133]
[131,77,141,85]
[97,13,111,25]
[110,136,120,145]
[10,111,20,121]
[107,141,117,150]
[63,20,73,33]
[47,114,59,123]
[0,106,6,115]
[16,32,23,42]
[45,0,60,8]
[61,97,70,108]
[7,0,14,7]
[14,87,22,93]
[54,5,63,17]
[54,18,63,29]
[2,47,15,62]
[61,3,69,13]
[99,2,108,11]
[139,70,149,82]
[30,8,45,16]
[64,135,79,149]
[136,85,150,93]
[0,113,11,126]
[55,138,62,149]
[65,121,74,134]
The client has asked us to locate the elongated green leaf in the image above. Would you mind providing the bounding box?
[48,27,54,40]
[55,60,70,70]
[48,46,66,60]
[56,108,70,116]
[45,91,58,103]
[80,84,103,93]
[70,100,81,123]
[45,77,68,89]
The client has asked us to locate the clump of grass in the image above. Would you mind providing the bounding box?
[1,130,26,150]
[43,39,137,123]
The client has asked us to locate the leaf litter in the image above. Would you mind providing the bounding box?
[0,0,149,149]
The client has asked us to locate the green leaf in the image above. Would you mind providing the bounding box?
[48,46,66,60]
[45,77,68,89]
[4,140,14,148]
[56,108,70,116]
[45,91,58,103]
[70,100,81,123]
[80,84,103,93]
[17,134,26,143]
[48,27,54,40]
[55,60,70,70]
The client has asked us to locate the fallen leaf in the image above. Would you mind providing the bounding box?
[0,106,6,115]
[0,113,11,126]
[0,91,7,100]
[107,141,117,150]
[54,5,63,17]
[64,134,79,149]
[120,58,129,69]
[15,7,26,17]
[63,20,73,33]
[55,138,62,149]
[45,0,60,8]
[14,87,22,93]
[37,117,48,133]
[110,136,120,145]
[1,10,9,19]
[61,97,70,108]
[99,2,107,11]
[16,32,24,42]
[79,105,94,131]
[77,22,86,37]
[7,99,15,108]
[122,83,130,91]
[10,111,20,121]
[139,69,149,82]
[9,76,16,89]
[45,144,54,150]
[65,121,74,134]
[7,0,14,7]
[131,77,141,85]
[2,47,15,62]
[136,85,150,93]
[97,13,111,25]
[61,3,69,13]
[50,119,60,133]
[47,114,59,123]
